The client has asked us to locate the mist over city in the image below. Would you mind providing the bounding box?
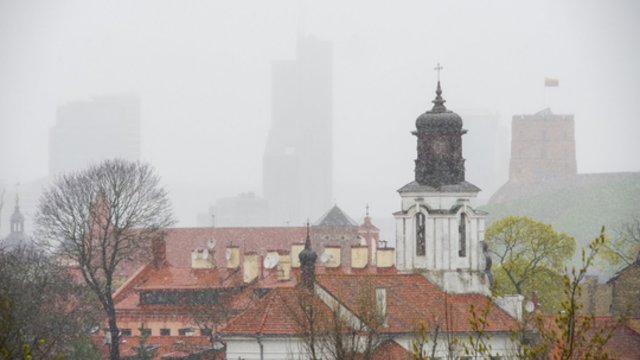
[2,0,639,236]
[1,2,640,358]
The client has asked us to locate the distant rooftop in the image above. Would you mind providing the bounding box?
[315,205,358,227]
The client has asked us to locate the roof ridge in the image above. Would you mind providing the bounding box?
[258,290,278,332]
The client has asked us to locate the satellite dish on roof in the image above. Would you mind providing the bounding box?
[263,252,279,269]
[320,252,333,264]
[207,237,216,250]
[525,301,535,313]
[225,249,232,261]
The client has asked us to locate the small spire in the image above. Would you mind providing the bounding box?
[14,182,20,210]
[299,219,317,291]
[305,220,311,249]
[365,204,370,217]
[431,81,447,112]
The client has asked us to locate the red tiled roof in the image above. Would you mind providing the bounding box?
[134,266,243,290]
[98,335,215,360]
[220,287,333,335]
[164,227,307,268]
[541,315,640,360]
[220,273,516,337]
[372,340,411,360]
[316,273,516,334]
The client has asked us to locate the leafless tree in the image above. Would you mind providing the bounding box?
[606,217,640,266]
[187,280,251,349]
[35,159,175,360]
[291,280,385,360]
[411,292,460,360]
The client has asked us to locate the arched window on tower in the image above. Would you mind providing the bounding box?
[459,213,467,257]
[416,212,426,256]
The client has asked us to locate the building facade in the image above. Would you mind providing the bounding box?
[509,108,577,182]
[49,95,140,177]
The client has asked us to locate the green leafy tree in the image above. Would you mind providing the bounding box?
[599,216,640,267]
[486,216,576,312]
[519,228,622,360]
[448,228,622,360]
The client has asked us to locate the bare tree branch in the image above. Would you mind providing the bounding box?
[35,159,175,360]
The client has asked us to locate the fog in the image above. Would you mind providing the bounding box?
[1,0,639,237]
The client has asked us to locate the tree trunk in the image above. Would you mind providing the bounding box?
[106,303,120,360]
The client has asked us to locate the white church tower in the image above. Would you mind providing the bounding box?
[395,76,491,295]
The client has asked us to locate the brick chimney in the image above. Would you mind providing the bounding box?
[226,245,240,269]
[152,238,166,268]
[376,247,395,268]
[277,250,291,281]
[351,245,368,269]
[243,252,258,283]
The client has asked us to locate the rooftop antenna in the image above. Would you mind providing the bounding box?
[263,252,280,270]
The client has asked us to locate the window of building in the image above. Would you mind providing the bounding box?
[120,328,132,337]
[160,328,170,336]
[140,328,151,337]
[178,328,194,336]
[416,212,426,256]
[458,213,467,257]
[200,328,212,337]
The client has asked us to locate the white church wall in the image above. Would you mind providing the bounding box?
[225,336,305,360]
[395,333,516,359]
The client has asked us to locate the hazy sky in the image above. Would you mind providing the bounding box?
[1,0,639,225]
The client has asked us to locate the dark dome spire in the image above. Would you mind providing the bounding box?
[413,80,467,187]
[416,81,463,131]
[299,221,317,291]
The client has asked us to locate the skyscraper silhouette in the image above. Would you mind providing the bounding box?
[263,36,332,225]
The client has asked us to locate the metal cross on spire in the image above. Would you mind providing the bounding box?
[15,182,20,205]
[434,63,443,81]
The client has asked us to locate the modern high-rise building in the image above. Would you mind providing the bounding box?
[263,36,333,226]
[49,95,141,177]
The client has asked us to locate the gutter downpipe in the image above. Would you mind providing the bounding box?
[256,333,264,360]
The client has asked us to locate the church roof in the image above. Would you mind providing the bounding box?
[415,81,463,132]
[315,205,358,227]
[398,180,481,194]
[219,273,516,337]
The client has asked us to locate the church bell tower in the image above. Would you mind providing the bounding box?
[395,70,490,295]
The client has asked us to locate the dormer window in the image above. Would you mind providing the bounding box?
[416,212,426,256]
[459,213,467,257]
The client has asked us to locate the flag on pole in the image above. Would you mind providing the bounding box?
[544,78,559,87]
